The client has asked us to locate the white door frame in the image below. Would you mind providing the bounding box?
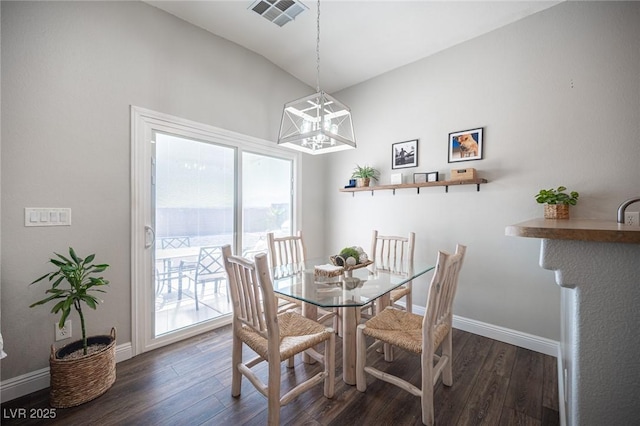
[130,106,300,356]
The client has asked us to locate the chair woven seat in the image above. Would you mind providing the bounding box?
[363,307,449,355]
[390,285,411,304]
[356,245,466,426]
[222,247,335,425]
[238,311,333,361]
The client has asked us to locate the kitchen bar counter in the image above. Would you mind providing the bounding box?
[506,217,640,426]
[505,217,640,244]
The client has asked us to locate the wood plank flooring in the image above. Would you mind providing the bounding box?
[2,325,559,425]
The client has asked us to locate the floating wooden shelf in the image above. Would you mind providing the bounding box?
[339,178,488,196]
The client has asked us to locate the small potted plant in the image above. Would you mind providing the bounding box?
[535,186,579,219]
[30,247,116,408]
[352,164,380,188]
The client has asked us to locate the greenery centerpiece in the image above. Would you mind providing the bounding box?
[535,186,579,219]
[30,247,116,408]
[352,164,380,188]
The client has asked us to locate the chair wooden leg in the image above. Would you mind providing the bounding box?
[405,292,413,314]
[356,325,367,392]
[267,355,281,426]
[442,331,453,386]
[422,383,435,426]
[422,351,435,426]
[231,334,242,397]
[324,333,335,398]
[287,356,295,368]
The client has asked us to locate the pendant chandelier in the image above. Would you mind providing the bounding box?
[277,0,356,155]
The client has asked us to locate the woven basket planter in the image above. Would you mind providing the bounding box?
[356,177,370,188]
[49,328,116,408]
[544,204,570,219]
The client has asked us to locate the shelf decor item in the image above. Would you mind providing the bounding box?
[392,139,418,169]
[450,168,477,181]
[30,247,115,408]
[535,186,579,219]
[448,128,483,162]
[414,173,427,184]
[352,164,379,187]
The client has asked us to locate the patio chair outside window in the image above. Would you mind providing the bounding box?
[180,246,227,311]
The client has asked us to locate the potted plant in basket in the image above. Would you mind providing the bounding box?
[535,186,579,219]
[30,247,116,408]
[352,164,380,188]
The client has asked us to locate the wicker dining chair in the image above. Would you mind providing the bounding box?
[222,246,335,425]
[266,231,337,325]
[367,230,416,314]
[356,244,466,426]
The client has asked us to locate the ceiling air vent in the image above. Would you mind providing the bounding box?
[249,0,308,27]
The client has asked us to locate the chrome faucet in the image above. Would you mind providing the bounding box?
[617,197,640,223]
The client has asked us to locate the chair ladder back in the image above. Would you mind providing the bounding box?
[423,245,466,343]
[161,236,191,249]
[371,230,415,273]
[267,231,306,268]
[222,246,270,338]
[254,253,280,343]
[197,246,225,276]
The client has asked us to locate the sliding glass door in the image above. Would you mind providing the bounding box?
[132,107,299,354]
[241,152,293,259]
[153,132,235,336]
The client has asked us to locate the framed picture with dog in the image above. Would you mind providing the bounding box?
[392,139,418,169]
[448,128,483,163]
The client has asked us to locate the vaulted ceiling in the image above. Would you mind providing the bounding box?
[146,1,561,93]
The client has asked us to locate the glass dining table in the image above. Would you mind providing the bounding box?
[271,257,435,385]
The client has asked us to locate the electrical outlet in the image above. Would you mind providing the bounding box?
[55,320,72,341]
[625,212,639,227]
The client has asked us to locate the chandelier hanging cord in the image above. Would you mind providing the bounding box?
[315,0,321,94]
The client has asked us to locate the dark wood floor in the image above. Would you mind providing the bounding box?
[2,325,559,425]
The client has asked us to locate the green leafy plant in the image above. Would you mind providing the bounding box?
[339,247,360,263]
[535,186,579,205]
[30,247,109,355]
[351,164,379,181]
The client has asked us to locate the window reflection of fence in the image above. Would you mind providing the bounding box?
[157,206,290,237]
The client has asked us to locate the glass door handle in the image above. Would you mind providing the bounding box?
[144,225,156,249]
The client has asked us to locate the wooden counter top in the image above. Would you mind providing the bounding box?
[505,218,640,244]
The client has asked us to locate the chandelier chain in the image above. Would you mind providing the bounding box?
[316,0,321,93]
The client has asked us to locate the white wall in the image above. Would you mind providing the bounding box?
[0,1,319,381]
[325,1,640,341]
[2,0,638,394]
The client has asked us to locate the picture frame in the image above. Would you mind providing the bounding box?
[392,139,418,169]
[390,173,403,185]
[427,171,439,182]
[448,128,483,163]
[413,173,427,184]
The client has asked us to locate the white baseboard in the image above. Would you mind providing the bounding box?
[410,304,560,357]
[0,341,133,404]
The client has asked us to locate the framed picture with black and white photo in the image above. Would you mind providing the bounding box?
[392,139,418,169]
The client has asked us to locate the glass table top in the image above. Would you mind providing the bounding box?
[271,257,434,308]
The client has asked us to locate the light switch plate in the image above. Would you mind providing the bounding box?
[25,208,71,227]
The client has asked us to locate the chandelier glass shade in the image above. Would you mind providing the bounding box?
[277,0,356,155]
